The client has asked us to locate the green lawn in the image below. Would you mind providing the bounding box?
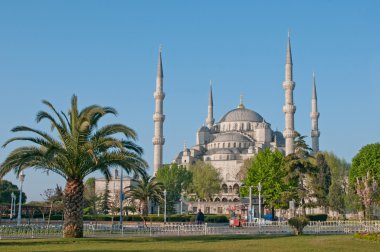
[0,235,379,252]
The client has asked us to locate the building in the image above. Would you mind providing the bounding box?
[152,33,321,215]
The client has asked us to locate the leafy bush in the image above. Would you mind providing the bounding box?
[205,215,228,223]
[307,214,328,221]
[288,217,309,235]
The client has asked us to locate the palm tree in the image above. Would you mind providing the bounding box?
[127,174,163,216]
[0,95,147,237]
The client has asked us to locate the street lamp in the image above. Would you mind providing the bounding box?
[164,189,167,223]
[10,192,15,220]
[119,168,123,227]
[258,182,262,224]
[17,171,25,225]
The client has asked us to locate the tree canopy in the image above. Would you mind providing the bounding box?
[156,163,192,213]
[0,179,27,204]
[188,161,221,201]
[350,143,380,184]
[242,148,286,210]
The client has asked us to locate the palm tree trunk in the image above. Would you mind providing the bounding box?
[63,179,84,238]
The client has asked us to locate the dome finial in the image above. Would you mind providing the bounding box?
[237,94,245,109]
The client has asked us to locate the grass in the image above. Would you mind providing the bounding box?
[0,234,380,252]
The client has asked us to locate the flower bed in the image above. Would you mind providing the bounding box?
[354,232,380,241]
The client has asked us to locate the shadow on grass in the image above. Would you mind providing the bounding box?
[0,234,296,247]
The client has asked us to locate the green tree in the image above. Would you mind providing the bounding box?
[310,153,331,212]
[0,180,27,204]
[323,152,351,218]
[100,181,110,214]
[350,143,380,184]
[156,163,192,214]
[188,161,221,201]
[284,132,316,216]
[241,148,286,219]
[328,180,345,219]
[0,95,147,237]
[127,174,163,216]
[83,177,99,215]
[349,143,380,217]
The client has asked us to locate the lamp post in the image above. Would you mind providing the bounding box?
[17,171,25,225]
[180,199,183,215]
[164,189,167,223]
[10,192,15,219]
[258,182,262,224]
[119,168,123,227]
[248,186,252,224]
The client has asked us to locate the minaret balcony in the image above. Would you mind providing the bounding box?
[152,137,165,145]
[282,104,296,113]
[283,129,295,138]
[282,81,295,90]
[153,113,165,122]
[311,130,320,137]
[310,112,320,119]
[154,91,165,99]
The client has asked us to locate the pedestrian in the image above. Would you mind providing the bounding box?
[196,209,205,225]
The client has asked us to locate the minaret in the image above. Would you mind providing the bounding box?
[310,72,320,154]
[152,48,165,175]
[206,80,215,129]
[282,32,296,155]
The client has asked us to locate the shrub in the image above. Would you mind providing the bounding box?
[288,217,309,235]
[307,214,328,221]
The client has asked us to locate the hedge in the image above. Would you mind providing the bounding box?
[83,214,228,223]
[306,214,328,221]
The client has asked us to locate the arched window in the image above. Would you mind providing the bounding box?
[214,197,220,202]
[233,184,239,194]
[233,198,239,202]
[222,184,228,193]
[222,198,228,202]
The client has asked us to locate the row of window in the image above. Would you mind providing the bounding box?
[208,142,250,149]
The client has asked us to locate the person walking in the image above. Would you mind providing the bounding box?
[196,209,205,225]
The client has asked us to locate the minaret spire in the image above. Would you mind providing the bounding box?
[206,80,215,128]
[310,72,320,154]
[152,47,165,175]
[283,32,296,155]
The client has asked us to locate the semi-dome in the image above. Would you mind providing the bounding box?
[213,133,252,143]
[219,108,264,123]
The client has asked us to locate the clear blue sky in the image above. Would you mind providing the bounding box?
[1,0,380,202]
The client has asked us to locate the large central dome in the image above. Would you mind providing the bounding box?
[219,108,264,123]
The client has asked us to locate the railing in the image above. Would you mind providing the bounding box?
[2,221,380,239]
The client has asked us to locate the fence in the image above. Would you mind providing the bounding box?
[2,221,380,239]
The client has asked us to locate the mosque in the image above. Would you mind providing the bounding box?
[152,34,320,213]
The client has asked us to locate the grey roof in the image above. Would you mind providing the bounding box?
[157,48,163,78]
[312,73,317,100]
[213,133,252,143]
[219,108,264,123]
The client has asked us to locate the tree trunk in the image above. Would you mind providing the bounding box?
[63,179,84,238]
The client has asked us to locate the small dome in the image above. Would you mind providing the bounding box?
[219,108,264,123]
[273,131,285,146]
[198,126,210,132]
[213,133,251,143]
